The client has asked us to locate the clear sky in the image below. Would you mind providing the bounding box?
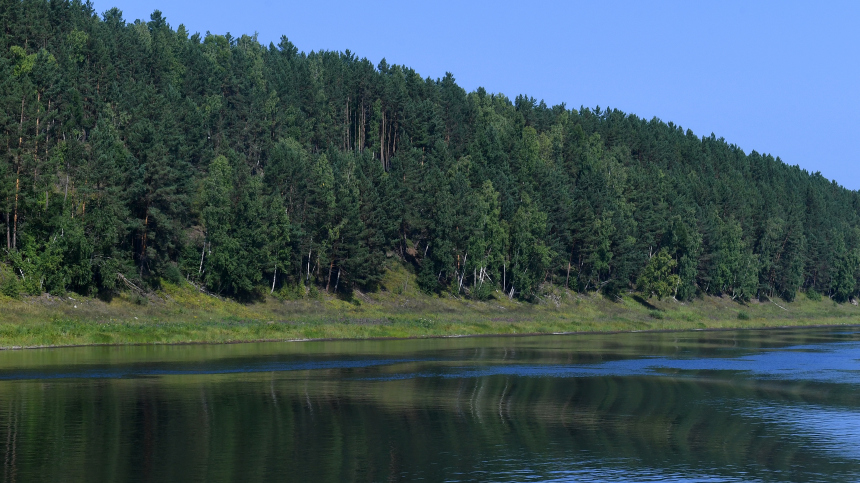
[93,0,860,190]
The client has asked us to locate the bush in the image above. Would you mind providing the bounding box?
[24,277,42,296]
[806,289,822,301]
[469,282,495,301]
[0,273,21,299]
[130,293,148,306]
[416,264,440,294]
[276,282,305,300]
[737,311,750,320]
[163,263,183,284]
[410,317,433,329]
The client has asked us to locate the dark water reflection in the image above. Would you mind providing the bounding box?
[0,328,859,482]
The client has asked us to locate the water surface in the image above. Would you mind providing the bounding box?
[1,327,859,482]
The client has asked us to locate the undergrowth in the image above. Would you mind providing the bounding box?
[0,261,856,348]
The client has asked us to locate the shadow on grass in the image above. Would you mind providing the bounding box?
[334,289,362,306]
[631,294,660,311]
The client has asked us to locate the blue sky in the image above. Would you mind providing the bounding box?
[94,0,860,190]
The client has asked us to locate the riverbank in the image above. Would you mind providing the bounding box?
[0,264,858,348]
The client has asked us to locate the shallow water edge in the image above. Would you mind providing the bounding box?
[2,320,858,351]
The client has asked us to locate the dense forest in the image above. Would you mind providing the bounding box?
[1,0,859,303]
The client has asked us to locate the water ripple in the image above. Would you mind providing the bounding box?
[0,358,424,380]
[364,341,860,385]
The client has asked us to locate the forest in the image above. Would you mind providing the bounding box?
[1,0,859,304]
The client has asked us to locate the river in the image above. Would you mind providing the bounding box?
[0,327,858,482]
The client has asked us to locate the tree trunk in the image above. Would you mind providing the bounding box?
[326,259,334,292]
[198,240,206,275]
[391,118,397,157]
[12,170,19,250]
[344,97,349,151]
[33,93,40,187]
[18,94,24,148]
[13,94,24,251]
[271,265,277,294]
[306,244,312,282]
[140,208,149,277]
[388,116,395,164]
[44,100,50,159]
[334,267,341,293]
[456,253,467,293]
[358,101,364,151]
[142,212,148,257]
[380,111,385,169]
[566,262,571,289]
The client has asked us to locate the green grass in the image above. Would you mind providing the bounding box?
[0,263,857,348]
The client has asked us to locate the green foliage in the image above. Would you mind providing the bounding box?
[666,216,701,301]
[469,282,495,301]
[163,264,183,285]
[410,317,434,329]
[737,311,750,320]
[66,29,88,63]
[0,267,21,299]
[417,263,441,294]
[509,194,554,300]
[0,0,857,306]
[706,215,758,301]
[828,231,859,302]
[466,181,507,299]
[637,249,681,300]
[201,154,268,297]
[274,281,307,300]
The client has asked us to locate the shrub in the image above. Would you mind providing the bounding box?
[130,293,148,306]
[276,282,305,300]
[0,273,21,299]
[470,282,495,301]
[737,311,750,320]
[24,277,42,296]
[806,289,822,301]
[411,317,433,329]
[163,264,183,284]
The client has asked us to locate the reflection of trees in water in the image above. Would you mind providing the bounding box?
[0,329,857,481]
[2,396,19,483]
[0,370,857,482]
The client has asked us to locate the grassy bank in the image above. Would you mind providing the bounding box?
[0,264,858,349]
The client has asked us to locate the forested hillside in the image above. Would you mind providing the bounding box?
[2,0,859,303]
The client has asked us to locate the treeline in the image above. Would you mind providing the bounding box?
[1,0,859,302]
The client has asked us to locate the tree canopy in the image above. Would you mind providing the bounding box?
[1,0,859,303]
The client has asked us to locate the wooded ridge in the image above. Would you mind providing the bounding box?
[1,0,859,305]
